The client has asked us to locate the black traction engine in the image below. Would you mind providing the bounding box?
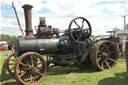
[6,4,119,85]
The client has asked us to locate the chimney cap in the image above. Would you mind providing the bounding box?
[22,4,33,9]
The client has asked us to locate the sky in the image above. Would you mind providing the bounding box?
[0,0,128,36]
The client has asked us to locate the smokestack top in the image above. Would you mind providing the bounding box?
[22,4,33,9]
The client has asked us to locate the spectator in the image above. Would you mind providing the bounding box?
[119,38,123,58]
[11,44,15,53]
[5,44,8,56]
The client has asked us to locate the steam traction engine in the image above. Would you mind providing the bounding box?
[6,5,118,84]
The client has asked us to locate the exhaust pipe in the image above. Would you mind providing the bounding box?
[22,5,35,38]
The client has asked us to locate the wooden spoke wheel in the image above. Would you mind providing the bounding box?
[15,52,47,85]
[90,40,118,70]
[6,52,17,77]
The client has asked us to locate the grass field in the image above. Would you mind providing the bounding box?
[0,50,128,85]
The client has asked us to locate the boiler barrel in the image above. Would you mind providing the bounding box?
[16,38,59,55]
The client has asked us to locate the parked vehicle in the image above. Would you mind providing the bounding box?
[0,41,7,50]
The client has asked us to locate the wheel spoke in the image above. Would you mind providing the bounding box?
[10,66,15,71]
[20,62,27,67]
[81,31,87,40]
[81,19,84,28]
[98,54,102,57]
[19,71,27,77]
[31,70,37,75]
[30,74,33,82]
[108,58,117,63]
[105,60,111,69]
[30,71,38,80]
[10,59,16,62]
[24,58,28,64]
[13,55,17,60]
[97,50,100,54]
[34,75,37,80]
[30,56,33,65]
[19,67,28,71]
[9,63,15,65]
[35,71,43,76]
[34,67,44,75]
[37,67,43,70]
[101,44,107,52]
[97,57,101,62]
[74,20,81,28]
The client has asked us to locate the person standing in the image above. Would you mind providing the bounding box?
[5,44,8,56]
[11,44,15,53]
[119,38,123,58]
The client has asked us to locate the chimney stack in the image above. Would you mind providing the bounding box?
[22,4,35,38]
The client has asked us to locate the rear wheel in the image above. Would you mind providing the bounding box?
[90,40,118,70]
[7,52,17,77]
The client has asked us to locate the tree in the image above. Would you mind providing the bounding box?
[112,27,120,34]
[0,34,16,44]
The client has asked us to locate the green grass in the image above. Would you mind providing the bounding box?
[0,51,128,85]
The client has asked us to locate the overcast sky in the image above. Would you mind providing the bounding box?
[0,0,128,36]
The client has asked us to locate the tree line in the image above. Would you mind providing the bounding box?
[0,34,16,45]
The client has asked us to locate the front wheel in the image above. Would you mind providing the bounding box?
[15,52,47,84]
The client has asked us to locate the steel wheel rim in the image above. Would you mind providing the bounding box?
[15,52,47,84]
